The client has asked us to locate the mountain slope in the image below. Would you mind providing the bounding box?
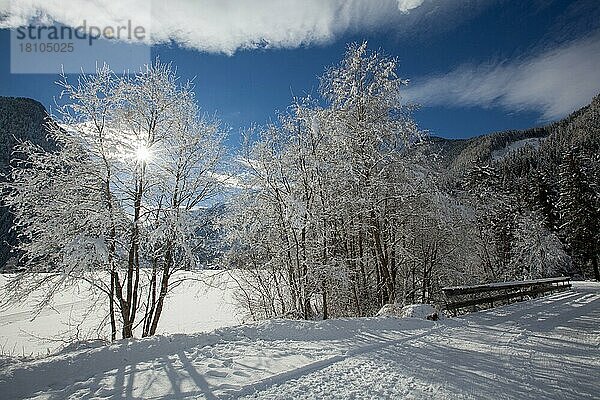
[0,97,56,269]
[427,94,600,280]
[430,93,600,171]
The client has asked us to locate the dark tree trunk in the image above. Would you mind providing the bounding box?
[149,253,171,336]
[142,260,158,337]
[321,279,328,320]
[109,269,116,341]
[113,270,133,338]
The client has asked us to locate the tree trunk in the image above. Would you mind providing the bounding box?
[142,259,158,337]
[372,228,394,303]
[149,256,171,336]
[113,271,133,338]
[109,269,116,341]
[321,279,328,320]
[123,171,144,338]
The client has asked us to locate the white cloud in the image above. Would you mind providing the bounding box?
[397,0,426,13]
[403,33,600,120]
[0,0,429,54]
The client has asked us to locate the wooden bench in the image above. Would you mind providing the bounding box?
[442,276,572,315]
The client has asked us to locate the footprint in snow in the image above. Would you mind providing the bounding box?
[206,369,229,378]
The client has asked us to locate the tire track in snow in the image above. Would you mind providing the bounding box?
[218,324,446,400]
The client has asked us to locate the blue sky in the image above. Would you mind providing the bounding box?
[1,0,600,145]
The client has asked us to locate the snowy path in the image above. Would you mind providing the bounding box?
[241,286,600,399]
[0,282,598,399]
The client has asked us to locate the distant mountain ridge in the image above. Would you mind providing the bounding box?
[430,93,600,171]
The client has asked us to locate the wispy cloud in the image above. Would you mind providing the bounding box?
[0,0,432,54]
[403,33,600,120]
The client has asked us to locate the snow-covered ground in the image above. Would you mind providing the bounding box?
[0,271,241,357]
[0,281,598,399]
[491,137,544,161]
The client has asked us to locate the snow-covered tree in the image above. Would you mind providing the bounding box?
[2,61,226,339]
[224,42,428,320]
[512,210,571,279]
[557,149,600,280]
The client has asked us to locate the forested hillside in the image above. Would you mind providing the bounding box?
[434,93,600,282]
[437,94,600,171]
[0,97,56,269]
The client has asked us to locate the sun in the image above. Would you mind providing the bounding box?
[135,144,152,163]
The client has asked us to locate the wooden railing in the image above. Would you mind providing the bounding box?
[442,276,572,315]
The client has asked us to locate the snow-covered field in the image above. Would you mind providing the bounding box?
[1,281,599,399]
[491,137,544,160]
[0,271,241,357]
